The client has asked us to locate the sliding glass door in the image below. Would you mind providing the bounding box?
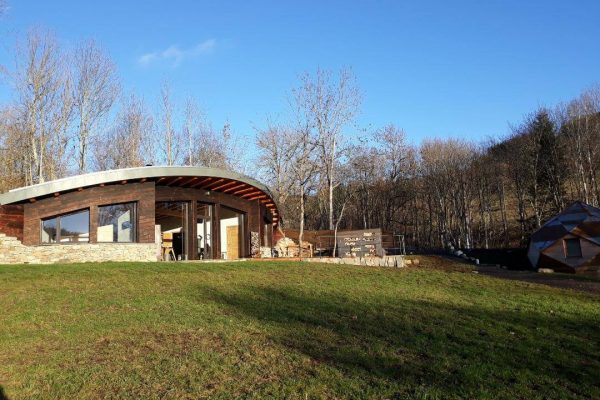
[196,202,213,259]
[156,202,189,261]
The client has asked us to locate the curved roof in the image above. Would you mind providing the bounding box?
[0,166,279,222]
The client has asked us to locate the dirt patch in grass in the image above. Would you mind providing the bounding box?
[412,255,600,294]
[407,255,475,272]
[476,265,600,295]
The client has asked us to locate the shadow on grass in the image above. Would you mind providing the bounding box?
[0,386,10,400]
[201,285,599,398]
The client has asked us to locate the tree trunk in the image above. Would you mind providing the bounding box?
[298,183,305,258]
[499,181,509,248]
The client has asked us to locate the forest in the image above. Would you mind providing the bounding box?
[1,28,599,250]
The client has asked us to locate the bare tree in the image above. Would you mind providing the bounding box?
[504,109,561,233]
[287,87,321,255]
[219,121,250,173]
[12,29,72,184]
[347,139,382,229]
[255,120,297,233]
[293,68,361,230]
[193,121,228,169]
[0,106,28,192]
[374,125,416,231]
[558,87,600,206]
[93,94,154,170]
[72,40,120,173]
[158,81,184,166]
[176,97,231,169]
[188,119,248,172]
[182,97,203,166]
[291,125,319,257]
[331,162,358,256]
[420,139,476,248]
[46,73,74,180]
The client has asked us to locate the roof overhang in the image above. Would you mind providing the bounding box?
[0,166,280,222]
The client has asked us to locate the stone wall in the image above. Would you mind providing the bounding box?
[304,255,409,268]
[0,233,159,264]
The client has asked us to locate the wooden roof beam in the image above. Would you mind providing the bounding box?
[211,180,239,191]
[179,177,199,187]
[166,177,183,186]
[189,177,213,188]
[240,190,263,199]
[223,183,247,193]
[202,178,225,190]
[156,176,177,186]
[233,187,256,195]
[247,194,268,201]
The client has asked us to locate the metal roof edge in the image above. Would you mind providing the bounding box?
[0,166,276,209]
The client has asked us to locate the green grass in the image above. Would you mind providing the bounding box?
[0,259,598,400]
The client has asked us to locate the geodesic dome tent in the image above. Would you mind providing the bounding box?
[527,201,600,274]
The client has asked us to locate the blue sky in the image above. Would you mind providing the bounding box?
[1,0,599,145]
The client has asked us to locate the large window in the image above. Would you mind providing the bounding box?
[98,202,137,243]
[41,218,58,243]
[564,238,582,258]
[41,209,90,244]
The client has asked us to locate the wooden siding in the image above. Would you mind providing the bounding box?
[0,205,24,241]
[259,202,273,247]
[23,182,156,246]
[540,233,600,273]
[13,180,275,260]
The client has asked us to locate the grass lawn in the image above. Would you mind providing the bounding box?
[0,258,598,399]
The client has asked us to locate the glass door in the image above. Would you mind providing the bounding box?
[219,206,244,259]
[196,203,213,259]
[156,201,189,261]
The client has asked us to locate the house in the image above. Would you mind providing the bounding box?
[528,201,600,274]
[0,166,279,264]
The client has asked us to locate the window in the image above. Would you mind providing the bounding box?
[564,238,582,258]
[41,218,58,243]
[263,222,270,246]
[41,209,90,244]
[98,202,137,243]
